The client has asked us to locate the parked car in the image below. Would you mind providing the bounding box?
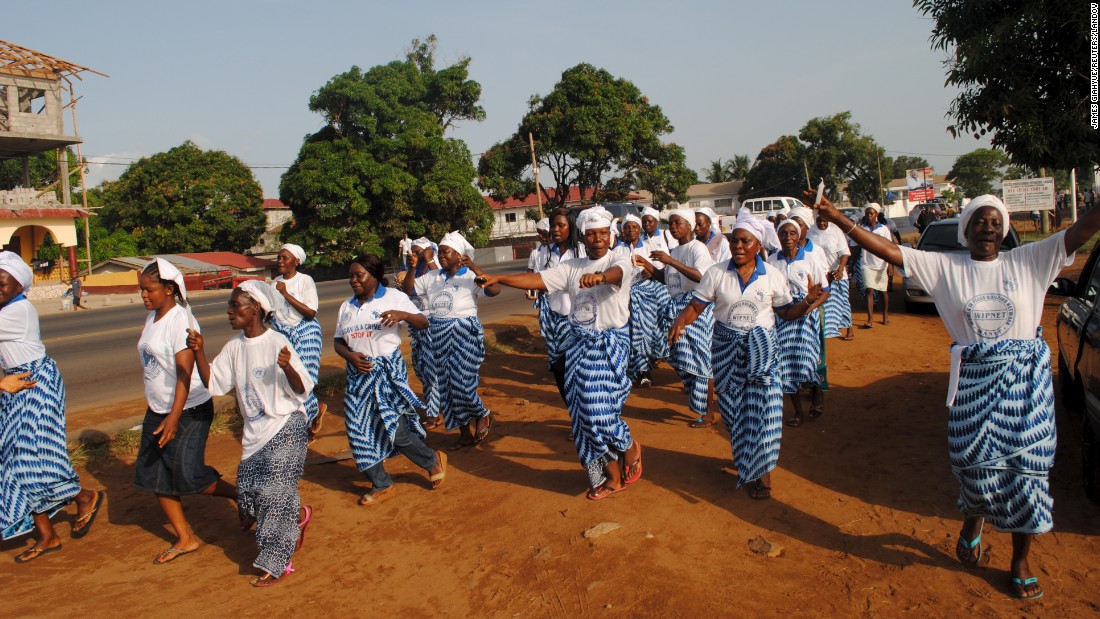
[741,196,804,218]
[1052,241,1100,502]
[902,219,1021,309]
[570,202,647,221]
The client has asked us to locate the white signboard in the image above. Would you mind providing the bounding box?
[1002,177,1055,213]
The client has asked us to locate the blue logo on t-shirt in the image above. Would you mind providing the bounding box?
[572,291,598,326]
[140,344,161,380]
[432,291,455,316]
[241,384,266,421]
[964,293,1016,339]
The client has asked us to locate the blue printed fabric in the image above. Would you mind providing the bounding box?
[823,278,852,337]
[775,300,822,394]
[0,357,82,540]
[950,332,1056,534]
[536,294,572,369]
[343,348,426,472]
[272,318,322,422]
[409,326,434,404]
[628,277,671,380]
[426,315,490,430]
[564,326,634,489]
[712,323,783,487]
[237,412,307,577]
[667,292,713,415]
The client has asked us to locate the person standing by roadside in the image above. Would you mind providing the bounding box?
[398,233,413,271]
[70,276,90,311]
[858,203,894,327]
[188,280,314,588]
[814,192,1100,601]
[135,258,237,565]
[335,253,447,506]
[0,252,104,563]
[271,244,325,443]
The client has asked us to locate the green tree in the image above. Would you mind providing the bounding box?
[702,159,730,183]
[914,0,1095,171]
[0,149,82,192]
[727,155,752,181]
[478,63,696,209]
[280,37,491,267]
[947,148,1011,197]
[740,136,806,200]
[98,141,265,254]
[799,112,884,207]
[887,155,931,181]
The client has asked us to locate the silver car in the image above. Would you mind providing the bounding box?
[903,219,1021,310]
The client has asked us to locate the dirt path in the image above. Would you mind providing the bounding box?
[3,275,1099,617]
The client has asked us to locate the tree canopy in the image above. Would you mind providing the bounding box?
[947,148,1012,197]
[701,155,752,183]
[914,0,1096,171]
[886,155,931,182]
[741,112,885,207]
[0,149,82,192]
[280,36,491,267]
[478,63,696,209]
[97,141,264,254]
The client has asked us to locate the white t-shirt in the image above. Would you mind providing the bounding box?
[613,238,649,278]
[527,245,546,272]
[414,266,487,319]
[536,244,586,315]
[273,272,319,328]
[808,224,851,280]
[0,298,45,370]
[666,239,715,297]
[207,329,313,460]
[701,231,733,264]
[768,241,832,297]
[539,253,634,330]
[861,223,895,271]
[692,257,793,331]
[646,229,679,254]
[399,238,412,256]
[336,286,422,358]
[139,305,210,414]
[900,231,1073,346]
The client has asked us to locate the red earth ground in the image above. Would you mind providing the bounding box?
[2,265,1098,618]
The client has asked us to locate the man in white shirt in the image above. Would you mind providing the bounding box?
[398,234,413,270]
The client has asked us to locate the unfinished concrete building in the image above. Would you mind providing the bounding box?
[0,40,105,287]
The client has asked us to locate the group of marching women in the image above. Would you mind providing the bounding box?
[2,194,1092,600]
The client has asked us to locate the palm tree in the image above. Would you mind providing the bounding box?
[728,154,752,180]
[702,159,728,183]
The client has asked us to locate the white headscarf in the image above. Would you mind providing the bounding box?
[642,206,660,220]
[578,206,614,232]
[279,243,306,265]
[0,251,33,292]
[237,280,279,314]
[622,214,642,229]
[536,218,550,232]
[733,210,780,254]
[439,231,475,257]
[778,218,802,235]
[695,207,721,235]
[957,194,1011,245]
[788,207,815,231]
[412,237,432,250]
[154,257,188,300]
[667,208,696,228]
[864,202,882,214]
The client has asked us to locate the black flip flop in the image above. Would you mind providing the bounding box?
[71,490,105,539]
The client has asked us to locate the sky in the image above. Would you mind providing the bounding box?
[7,0,992,198]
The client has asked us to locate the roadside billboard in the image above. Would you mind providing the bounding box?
[906,167,935,202]
[1002,177,1056,213]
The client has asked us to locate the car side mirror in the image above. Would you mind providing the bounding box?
[1048,277,1076,296]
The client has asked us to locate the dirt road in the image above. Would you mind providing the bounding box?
[2,276,1098,617]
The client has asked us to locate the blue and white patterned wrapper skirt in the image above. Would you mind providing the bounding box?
[564,327,634,488]
[667,292,713,415]
[343,349,426,472]
[426,315,490,430]
[775,303,822,394]
[237,412,307,577]
[536,295,571,369]
[272,318,323,422]
[409,326,434,407]
[628,278,671,380]
[950,334,1056,534]
[823,278,852,337]
[713,323,783,487]
[0,356,82,540]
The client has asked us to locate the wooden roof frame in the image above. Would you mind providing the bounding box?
[0,40,108,83]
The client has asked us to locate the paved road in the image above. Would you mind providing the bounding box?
[44,260,534,431]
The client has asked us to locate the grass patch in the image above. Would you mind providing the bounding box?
[209,404,243,437]
[316,373,347,398]
[67,427,143,468]
[484,332,519,355]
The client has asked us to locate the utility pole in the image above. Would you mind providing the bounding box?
[529,133,544,220]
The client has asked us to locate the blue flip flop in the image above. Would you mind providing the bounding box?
[1011,576,1044,600]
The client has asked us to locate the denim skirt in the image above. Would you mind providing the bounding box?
[133,398,221,495]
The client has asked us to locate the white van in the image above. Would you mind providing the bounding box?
[741,196,805,218]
